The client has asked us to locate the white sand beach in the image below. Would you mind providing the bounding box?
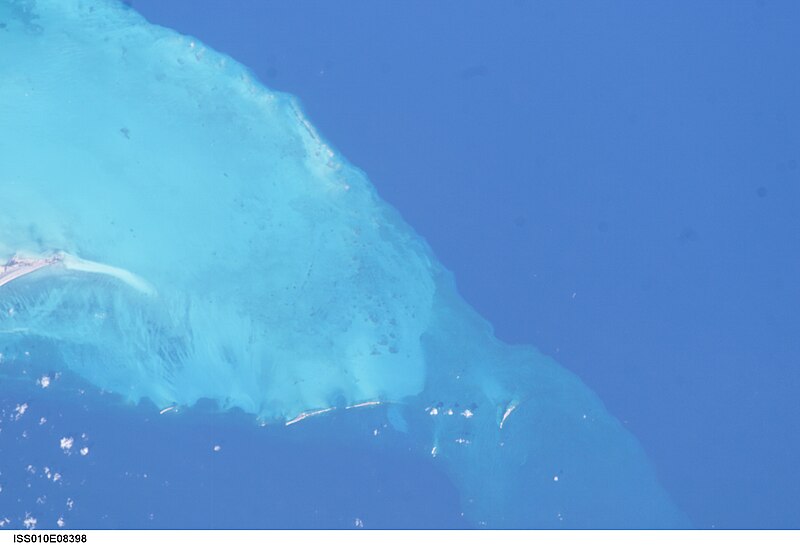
[0,255,63,288]
[0,253,154,295]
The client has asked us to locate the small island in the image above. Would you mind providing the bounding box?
[0,254,63,289]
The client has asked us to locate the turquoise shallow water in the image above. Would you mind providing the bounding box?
[0,0,687,528]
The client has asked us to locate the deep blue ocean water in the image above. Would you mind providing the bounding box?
[1,361,466,529]
[1,0,798,530]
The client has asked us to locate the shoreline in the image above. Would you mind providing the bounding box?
[0,255,63,289]
[0,253,154,295]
